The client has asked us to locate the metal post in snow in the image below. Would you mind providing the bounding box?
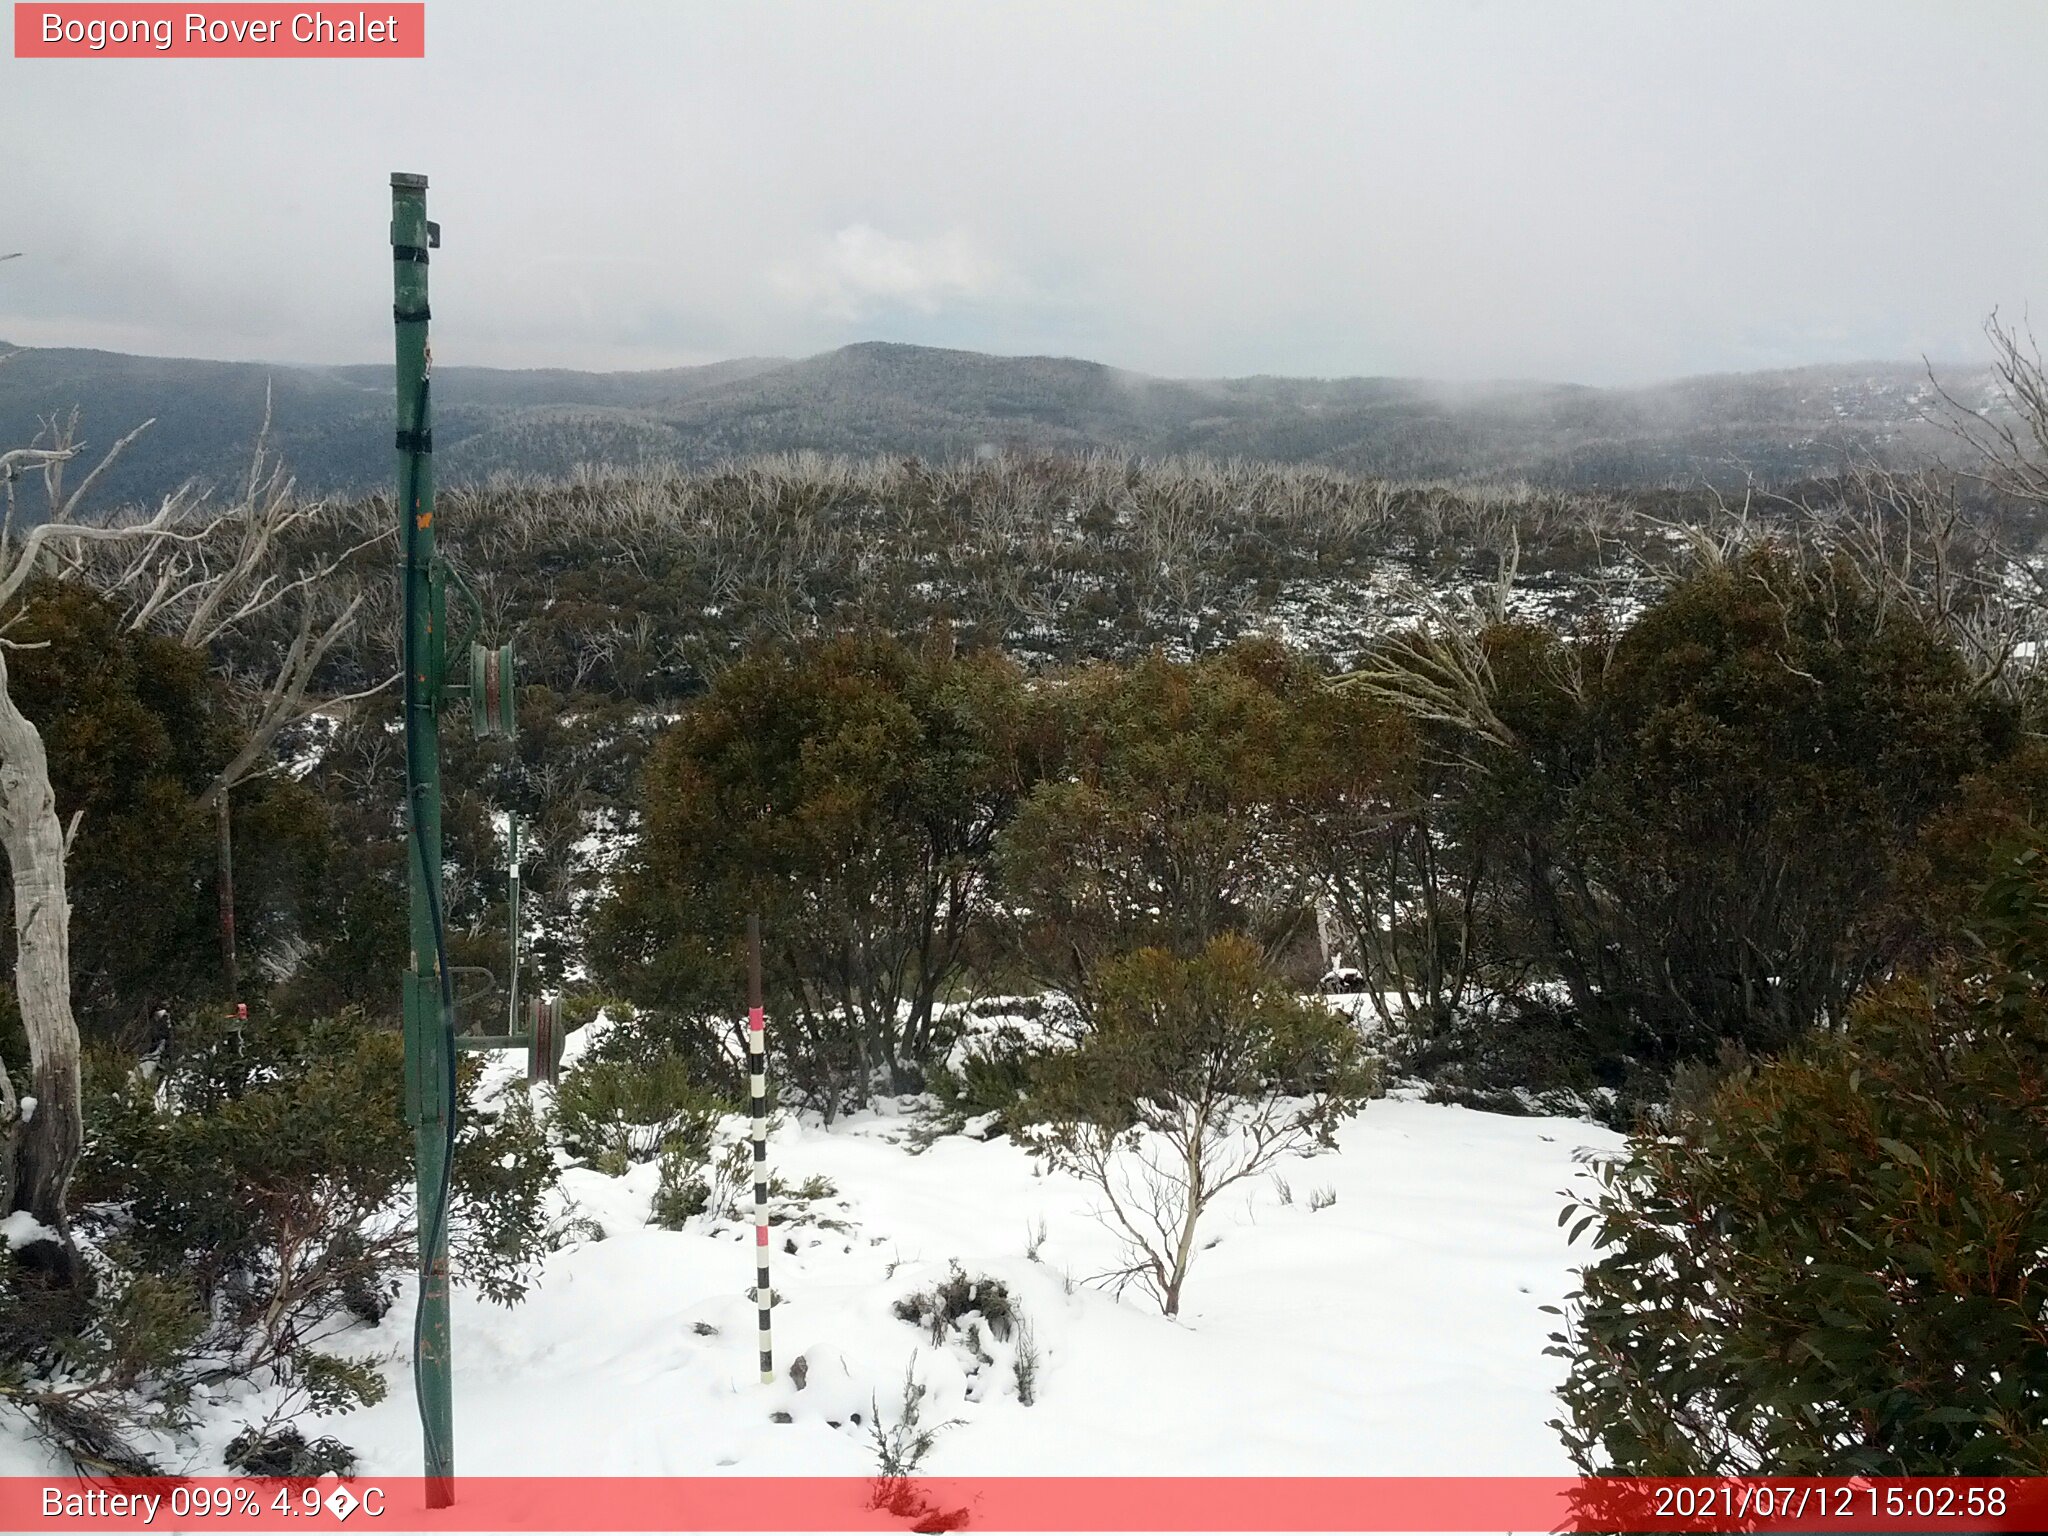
[748,913,773,1384]
[391,170,455,1509]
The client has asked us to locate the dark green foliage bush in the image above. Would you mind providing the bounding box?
[996,640,1330,1006]
[0,583,335,1045]
[595,631,1028,1117]
[648,1137,719,1229]
[1394,994,1627,1122]
[225,1423,358,1477]
[927,1023,1045,1136]
[0,1250,204,1472]
[553,1035,729,1175]
[575,1003,735,1091]
[8,1002,552,1472]
[1485,553,2014,1065]
[74,1008,555,1417]
[1550,843,2048,1474]
[561,990,637,1034]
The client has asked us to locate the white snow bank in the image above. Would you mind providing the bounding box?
[1,1209,57,1251]
[148,1095,1623,1479]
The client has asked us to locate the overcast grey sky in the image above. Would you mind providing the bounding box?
[1,0,2042,384]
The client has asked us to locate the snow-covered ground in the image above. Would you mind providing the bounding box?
[2,1025,1620,1486]
[2,1018,1624,1486]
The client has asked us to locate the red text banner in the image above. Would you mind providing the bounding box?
[14,4,425,58]
[3,1476,2045,1533]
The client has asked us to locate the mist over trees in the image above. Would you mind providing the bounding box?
[0,339,2000,512]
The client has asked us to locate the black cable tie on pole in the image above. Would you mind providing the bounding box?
[396,429,434,454]
[394,304,433,323]
[392,244,432,265]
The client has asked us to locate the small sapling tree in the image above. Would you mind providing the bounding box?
[1025,935,1377,1316]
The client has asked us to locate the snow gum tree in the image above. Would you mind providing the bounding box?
[995,640,1331,1015]
[0,395,364,1287]
[0,583,336,1046]
[595,631,1031,1116]
[1024,934,1377,1316]
[1353,550,2017,1072]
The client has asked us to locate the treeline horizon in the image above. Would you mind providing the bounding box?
[0,336,1999,513]
[17,447,2037,1106]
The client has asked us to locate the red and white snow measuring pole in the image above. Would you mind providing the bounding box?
[747,914,774,1384]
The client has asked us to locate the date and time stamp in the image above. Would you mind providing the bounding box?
[12,1476,2043,1532]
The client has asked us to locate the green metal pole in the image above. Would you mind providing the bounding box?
[391,170,455,1509]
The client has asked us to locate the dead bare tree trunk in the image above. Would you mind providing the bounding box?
[0,394,235,1285]
[0,648,85,1285]
[0,1048,15,1218]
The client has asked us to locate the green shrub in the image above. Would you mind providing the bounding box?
[1550,845,2048,1474]
[649,1135,720,1229]
[1024,935,1378,1315]
[560,989,637,1034]
[928,1024,1046,1136]
[71,1009,554,1444]
[593,633,1028,1116]
[577,1005,737,1089]
[1392,994,1622,1121]
[225,1424,358,1478]
[1485,553,2016,1065]
[553,1051,728,1173]
[0,1249,206,1472]
[994,642,1330,1009]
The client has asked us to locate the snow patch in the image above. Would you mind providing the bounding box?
[2,1210,57,1251]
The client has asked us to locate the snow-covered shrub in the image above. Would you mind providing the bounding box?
[54,1009,555,1468]
[553,1051,727,1173]
[0,1246,202,1473]
[649,1134,747,1230]
[893,1264,1017,1346]
[648,1144,711,1228]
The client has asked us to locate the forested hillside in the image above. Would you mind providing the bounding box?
[0,338,1994,511]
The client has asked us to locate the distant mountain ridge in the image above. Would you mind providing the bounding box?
[0,338,1990,509]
